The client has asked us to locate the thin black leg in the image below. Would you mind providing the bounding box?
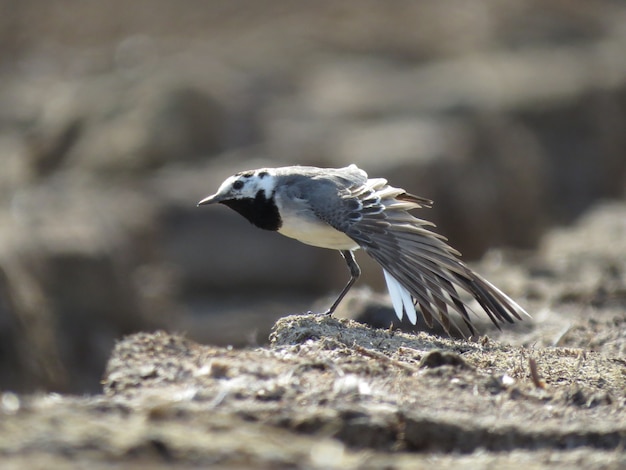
[321,250,361,316]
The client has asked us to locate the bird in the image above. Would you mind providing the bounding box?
[198,164,529,336]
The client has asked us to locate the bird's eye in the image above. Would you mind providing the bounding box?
[233,180,244,190]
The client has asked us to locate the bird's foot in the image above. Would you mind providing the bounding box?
[305,310,333,317]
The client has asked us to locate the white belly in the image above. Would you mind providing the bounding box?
[278,218,359,250]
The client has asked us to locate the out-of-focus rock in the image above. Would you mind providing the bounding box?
[538,201,626,307]
[0,252,67,392]
[17,76,227,176]
[483,201,626,312]
[299,41,626,118]
[475,200,626,351]
[0,176,167,392]
[517,91,626,222]
[0,134,31,194]
[72,81,226,172]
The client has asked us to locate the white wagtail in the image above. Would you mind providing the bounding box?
[198,164,529,335]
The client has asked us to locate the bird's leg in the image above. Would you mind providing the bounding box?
[321,250,361,316]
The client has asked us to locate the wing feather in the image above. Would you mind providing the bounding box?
[313,175,527,334]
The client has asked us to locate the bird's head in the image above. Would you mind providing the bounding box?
[197,168,282,231]
[198,169,277,206]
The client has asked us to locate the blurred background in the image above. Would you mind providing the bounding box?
[1,0,625,393]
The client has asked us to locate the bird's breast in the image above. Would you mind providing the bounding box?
[277,216,359,250]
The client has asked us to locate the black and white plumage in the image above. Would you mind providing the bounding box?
[198,164,529,335]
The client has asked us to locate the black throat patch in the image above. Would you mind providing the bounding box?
[222,190,282,231]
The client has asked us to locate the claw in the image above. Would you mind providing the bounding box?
[305,310,332,316]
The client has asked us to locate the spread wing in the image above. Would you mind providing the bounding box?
[308,175,528,335]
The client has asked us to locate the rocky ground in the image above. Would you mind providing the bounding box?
[0,200,625,469]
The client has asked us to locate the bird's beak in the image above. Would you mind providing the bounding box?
[197,193,220,206]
